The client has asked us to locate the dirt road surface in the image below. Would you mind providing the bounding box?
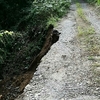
[15,2,100,100]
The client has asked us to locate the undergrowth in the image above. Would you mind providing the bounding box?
[86,0,100,5]
[17,0,70,31]
[0,0,71,79]
[76,3,87,21]
[77,26,95,36]
[0,31,22,64]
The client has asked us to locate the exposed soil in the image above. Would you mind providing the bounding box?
[0,25,60,100]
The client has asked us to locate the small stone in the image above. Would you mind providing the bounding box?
[96,88,99,90]
[25,84,31,90]
[62,55,67,60]
[34,93,40,99]
[61,98,64,100]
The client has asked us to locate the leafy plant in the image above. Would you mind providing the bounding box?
[86,0,97,4]
[0,0,32,30]
[17,0,70,31]
[0,0,71,79]
[0,30,22,65]
[97,0,100,5]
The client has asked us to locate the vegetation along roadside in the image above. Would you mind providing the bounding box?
[76,2,100,96]
[0,0,71,100]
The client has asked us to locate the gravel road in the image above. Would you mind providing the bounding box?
[15,3,100,100]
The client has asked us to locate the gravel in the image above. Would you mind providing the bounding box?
[15,3,100,100]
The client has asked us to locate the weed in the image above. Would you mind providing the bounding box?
[92,62,100,67]
[88,56,95,60]
[76,2,100,87]
[47,16,59,27]
[77,26,95,37]
[76,3,87,21]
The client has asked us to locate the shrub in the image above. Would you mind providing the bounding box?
[17,0,70,31]
[0,0,71,78]
[86,0,97,4]
[0,30,22,65]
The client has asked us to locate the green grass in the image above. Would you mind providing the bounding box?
[77,26,95,37]
[76,3,100,85]
[76,3,87,21]
[88,56,95,60]
[97,0,100,5]
[47,16,59,27]
[76,1,100,87]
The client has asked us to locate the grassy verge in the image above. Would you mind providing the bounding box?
[76,3,100,85]
[76,3,87,21]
